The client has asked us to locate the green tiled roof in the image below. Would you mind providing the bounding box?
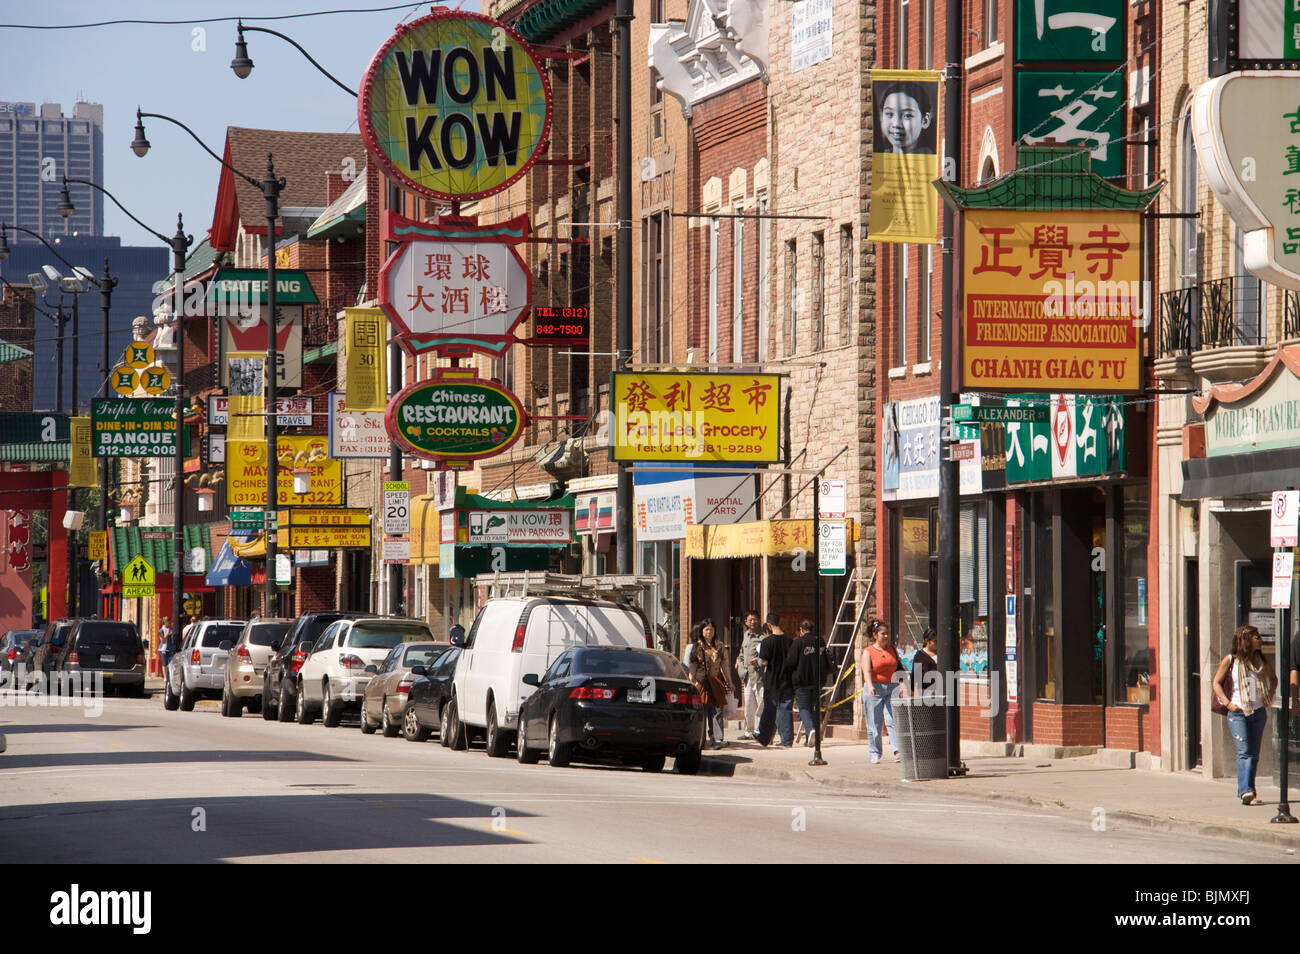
[0,441,69,462]
[303,341,337,364]
[0,337,32,363]
[509,0,607,42]
[109,524,212,577]
[156,238,229,295]
[935,146,1163,212]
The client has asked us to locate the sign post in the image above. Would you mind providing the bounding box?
[1271,489,1299,824]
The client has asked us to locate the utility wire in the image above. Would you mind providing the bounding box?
[0,3,433,30]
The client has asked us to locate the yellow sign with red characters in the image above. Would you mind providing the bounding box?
[611,372,782,463]
[963,209,1143,393]
[226,435,342,507]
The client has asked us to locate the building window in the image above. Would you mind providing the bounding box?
[840,225,853,345]
[918,245,931,362]
[649,67,664,142]
[758,196,770,362]
[642,213,669,363]
[708,217,719,363]
[898,0,910,68]
[733,206,745,361]
[895,245,909,366]
[812,231,825,350]
[896,504,934,647]
[959,502,990,672]
[1178,107,1199,288]
[785,239,798,355]
[1118,485,1150,704]
[985,0,998,45]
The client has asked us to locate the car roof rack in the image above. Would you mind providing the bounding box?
[474,570,658,602]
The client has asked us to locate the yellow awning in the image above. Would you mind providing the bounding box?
[685,520,816,559]
[230,532,267,558]
[409,494,440,565]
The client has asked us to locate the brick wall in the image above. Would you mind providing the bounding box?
[1105,705,1147,751]
[0,287,34,411]
[295,564,335,615]
[1032,701,1105,747]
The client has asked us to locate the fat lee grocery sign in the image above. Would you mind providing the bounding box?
[611,372,781,463]
[91,399,177,457]
[963,209,1142,393]
[359,11,552,201]
[388,374,526,466]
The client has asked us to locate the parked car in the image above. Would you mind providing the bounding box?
[263,612,373,722]
[221,617,293,717]
[359,641,448,736]
[56,620,147,697]
[296,617,435,727]
[26,618,79,688]
[407,646,461,743]
[444,597,653,758]
[1,629,39,683]
[162,619,245,711]
[517,646,704,773]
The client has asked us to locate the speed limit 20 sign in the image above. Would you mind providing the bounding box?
[384,481,410,536]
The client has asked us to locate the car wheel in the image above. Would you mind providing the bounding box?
[547,714,572,768]
[485,698,512,758]
[360,701,378,734]
[321,683,341,728]
[517,717,540,764]
[438,703,451,747]
[445,696,468,751]
[222,685,242,718]
[404,705,431,742]
[295,683,315,725]
[675,747,702,775]
[163,674,179,711]
[641,755,666,773]
[278,683,295,723]
[179,680,195,712]
[381,700,401,737]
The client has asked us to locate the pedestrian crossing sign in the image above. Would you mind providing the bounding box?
[122,555,156,598]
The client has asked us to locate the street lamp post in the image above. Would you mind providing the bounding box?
[132,112,285,616]
[58,177,191,651]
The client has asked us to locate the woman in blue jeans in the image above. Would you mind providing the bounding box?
[862,620,904,763]
[1212,625,1277,805]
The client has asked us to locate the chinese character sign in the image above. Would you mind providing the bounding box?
[611,372,782,463]
[344,307,388,411]
[867,69,941,244]
[1193,72,1300,291]
[1015,0,1124,63]
[963,209,1143,393]
[1015,71,1125,179]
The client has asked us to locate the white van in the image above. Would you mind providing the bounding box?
[446,597,652,757]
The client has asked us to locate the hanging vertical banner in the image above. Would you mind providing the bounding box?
[867,69,941,244]
[344,307,388,411]
[69,416,97,487]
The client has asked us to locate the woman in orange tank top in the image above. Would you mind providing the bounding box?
[861,620,903,763]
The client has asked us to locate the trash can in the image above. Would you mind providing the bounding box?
[893,696,947,780]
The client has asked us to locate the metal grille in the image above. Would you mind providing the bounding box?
[893,696,947,780]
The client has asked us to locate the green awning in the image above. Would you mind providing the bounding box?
[0,338,32,363]
[109,524,213,577]
[306,172,366,240]
[303,341,338,364]
[0,441,69,462]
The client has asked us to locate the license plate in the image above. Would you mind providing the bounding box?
[101,654,116,663]
[627,685,654,704]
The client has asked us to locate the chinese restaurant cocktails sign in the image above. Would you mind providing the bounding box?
[359,10,552,201]
[387,371,526,467]
[962,209,1143,393]
[611,372,782,463]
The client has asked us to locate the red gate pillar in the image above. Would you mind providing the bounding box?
[47,474,68,620]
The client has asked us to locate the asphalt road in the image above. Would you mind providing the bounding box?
[0,690,1293,864]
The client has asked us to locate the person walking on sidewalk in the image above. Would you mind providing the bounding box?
[736,611,764,740]
[690,619,732,749]
[910,627,940,696]
[788,619,833,747]
[1213,624,1277,805]
[863,619,904,763]
[756,613,795,747]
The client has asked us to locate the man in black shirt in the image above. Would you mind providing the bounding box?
[756,613,795,747]
[788,620,833,747]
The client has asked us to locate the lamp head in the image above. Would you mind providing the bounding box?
[231,23,254,79]
[131,109,150,157]
[41,264,64,284]
[57,180,74,219]
[26,272,46,292]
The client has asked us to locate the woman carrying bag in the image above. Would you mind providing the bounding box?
[690,618,732,749]
[1211,624,1278,805]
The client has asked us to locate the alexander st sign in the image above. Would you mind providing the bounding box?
[953,403,1049,425]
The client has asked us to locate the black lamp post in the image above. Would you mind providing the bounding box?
[229,20,357,96]
[59,177,192,651]
[132,110,286,616]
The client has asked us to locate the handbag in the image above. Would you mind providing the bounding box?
[1210,663,1234,716]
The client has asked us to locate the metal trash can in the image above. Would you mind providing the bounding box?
[893,696,947,780]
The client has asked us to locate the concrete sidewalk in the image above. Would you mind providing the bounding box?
[700,736,1300,849]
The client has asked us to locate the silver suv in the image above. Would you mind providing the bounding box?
[163,619,246,711]
[221,617,292,717]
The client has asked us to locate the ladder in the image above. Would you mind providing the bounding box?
[820,566,875,730]
[476,570,658,602]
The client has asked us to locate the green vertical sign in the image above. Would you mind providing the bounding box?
[1015,0,1125,62]
[1014,71,1125,180]
[1287,2,1300,59]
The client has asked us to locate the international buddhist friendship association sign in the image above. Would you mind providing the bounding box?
[962,209,1143,393]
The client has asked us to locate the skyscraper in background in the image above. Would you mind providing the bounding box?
[0,100,104,242]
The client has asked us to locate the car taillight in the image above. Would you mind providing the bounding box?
[569,686,615,701]
[6,649,15,662]
[290,649,307,672]
[666,690,702,706]
[236,644,252,661]
[66,650,79,664]
[339,654,365,669]
[397,677,413,693]
[190,649,201,664]
[510,623,526,653]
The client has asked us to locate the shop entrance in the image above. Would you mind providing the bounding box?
[1185,557,1201,768]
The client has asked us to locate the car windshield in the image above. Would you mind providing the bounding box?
[346,622,432,650]
[201,624,244,647]
[74,624,139,652]
[247,623,290,646]
[402,644,441,668]
[573,649,686,679]
[302,615,347,642]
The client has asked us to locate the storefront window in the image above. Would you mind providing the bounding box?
[959,502,990,676]
[1120,486,1151,703]
[898,505,933,648]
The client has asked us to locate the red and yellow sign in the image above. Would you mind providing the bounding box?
[277,525,372,549]
[963,209,1142,393]
[685,520,815,559]
[612,372,782,463]
[226,435,342,507]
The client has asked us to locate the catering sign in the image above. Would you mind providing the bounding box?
[359,10,552,201]
[379,211,531,356]
[611,372,781,463]
[387,370,526,467]
[226,435,343,507]
[91,398,177,457]
[962,209,1143,393]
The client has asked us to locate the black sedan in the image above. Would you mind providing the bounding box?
[516,646,704,774]
[403,646,461,743]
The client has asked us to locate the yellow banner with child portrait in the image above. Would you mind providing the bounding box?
[867,69,941,245]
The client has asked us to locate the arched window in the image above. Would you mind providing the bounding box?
[1177,105,1199,288]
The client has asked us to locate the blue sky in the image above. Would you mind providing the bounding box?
[0,1,474,249]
